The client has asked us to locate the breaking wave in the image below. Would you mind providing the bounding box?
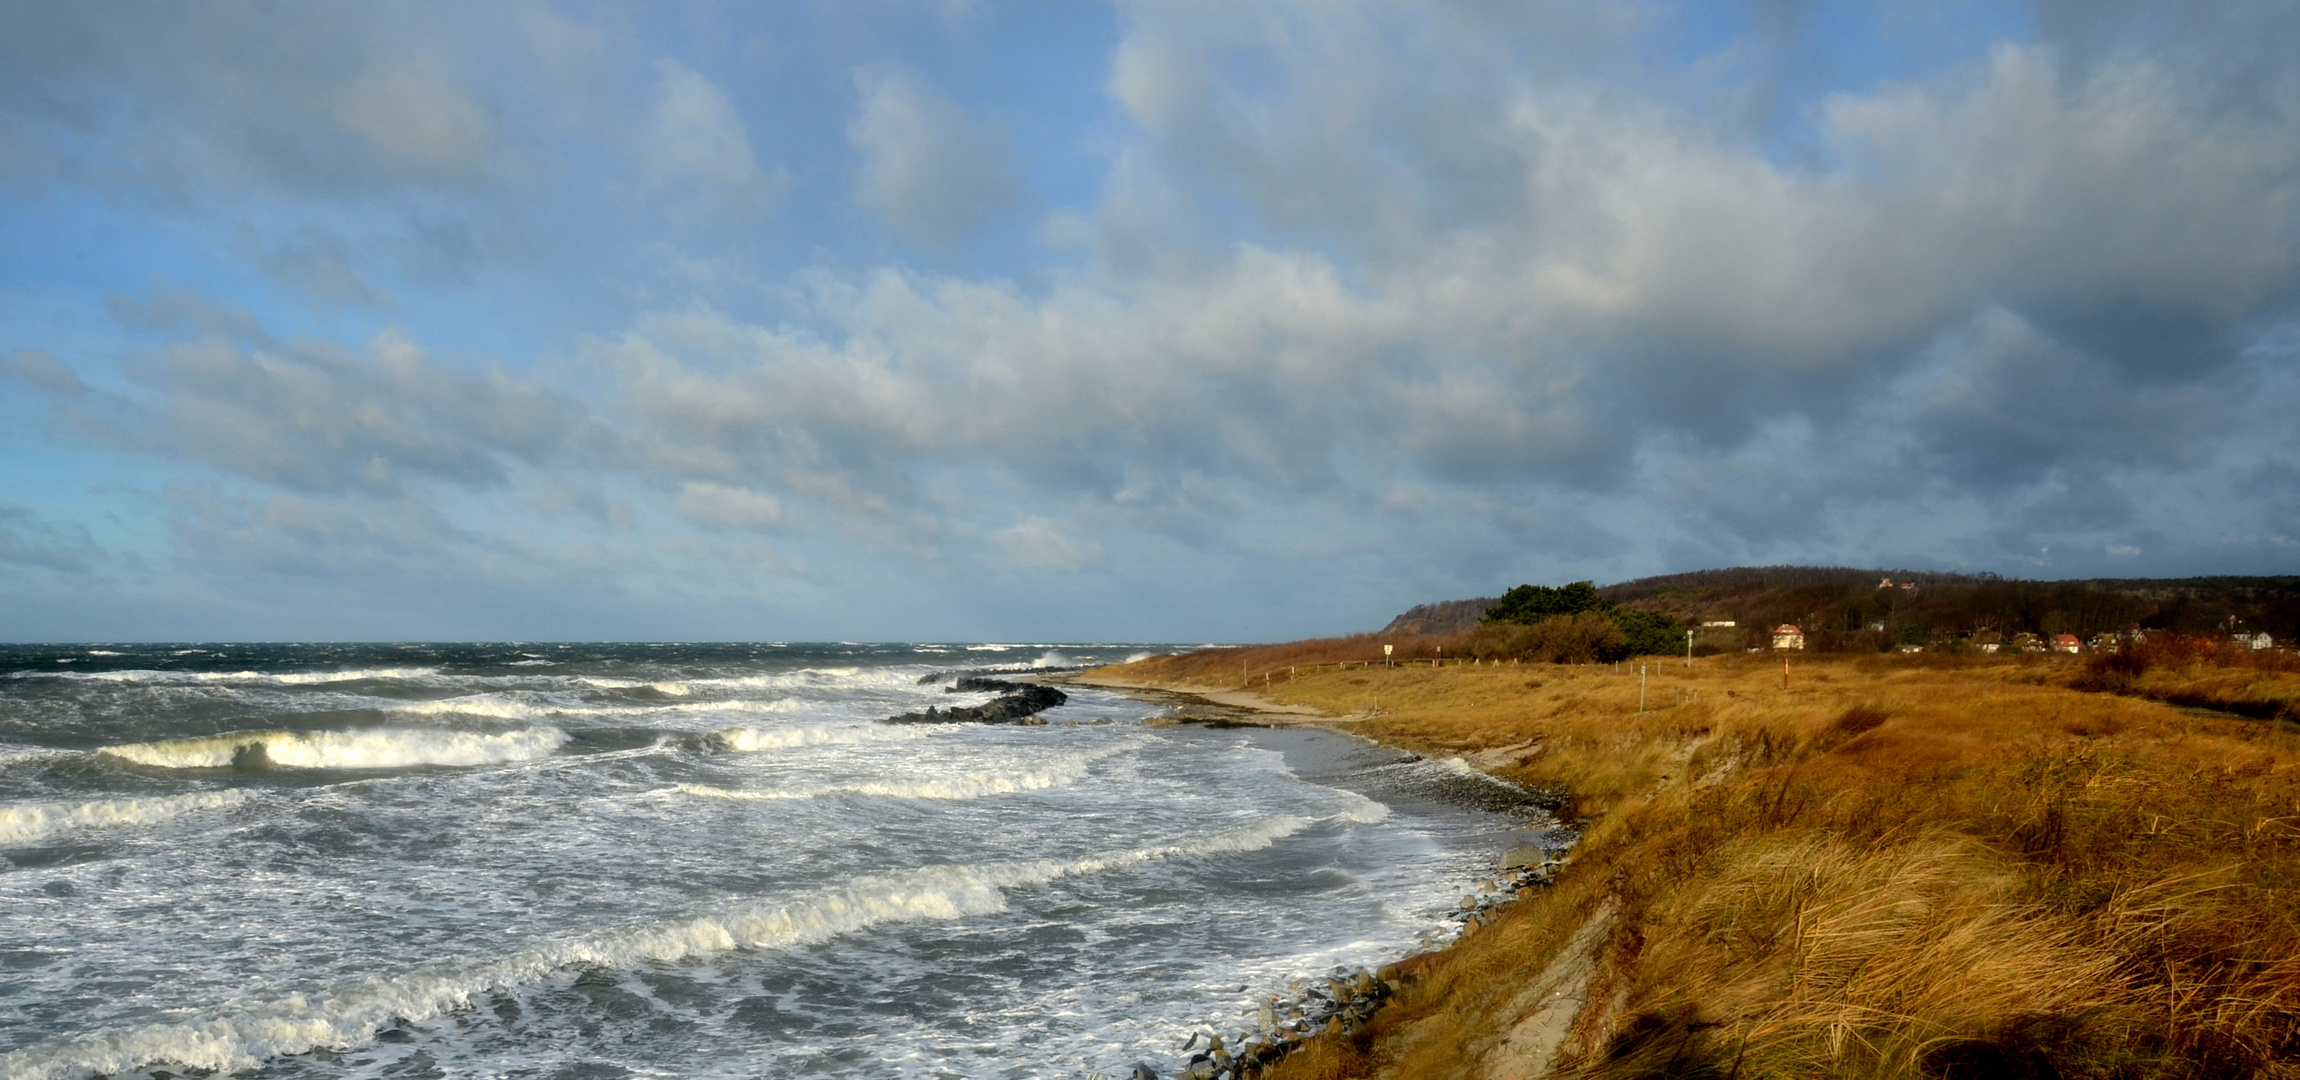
[700,725,933,752]
[674,738,1149,802]
[99,728,569,771]
[53,667,441,686]
[391,695,806,721]
[0,816,1328,1080]
[0,789,257,847]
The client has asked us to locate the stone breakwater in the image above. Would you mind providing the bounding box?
[879,676,1069,725]
[1110,845,1568,1080]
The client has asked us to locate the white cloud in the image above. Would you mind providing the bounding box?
[649,59,787,218]
[329,53,495,180]
[994,516,1104,572]
[673,481,784,531]
[848,68,1023,246]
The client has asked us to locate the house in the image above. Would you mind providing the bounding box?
[1898,644,1924,653]
[2089,633,2120,652]
[2244,632,2275,651]
[2052,633,2082,654]
[2013,632,2044,653]
[1772,624,1805,650]
[1702,620,1736,628]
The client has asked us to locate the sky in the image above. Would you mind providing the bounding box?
[1,1,2296,642]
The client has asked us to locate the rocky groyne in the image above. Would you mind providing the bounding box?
[880,676,1069,725]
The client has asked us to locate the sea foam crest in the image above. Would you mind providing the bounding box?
[703,724,931,752]
[62,667,440,686]
[99,728,568,770]
[0,789,257,846]
[0,815,1326,1080]
[675,737,1150,802]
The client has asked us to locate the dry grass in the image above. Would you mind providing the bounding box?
[1091,651,2300,1079]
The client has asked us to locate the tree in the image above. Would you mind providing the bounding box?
[1488,580,1686,658]
[1487,581,1612,624]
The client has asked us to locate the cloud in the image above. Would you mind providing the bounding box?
[994,515,1104,572]
[673,481,784,532]
[328,52,495,181]
[649,59,786,219]
[120,311,586,493]
[0,3,498,196]
[245,226,394,313]
[0,506,96,573]
[848,68,1024,246]
[0,349,86,396]
[5,1,2300,637]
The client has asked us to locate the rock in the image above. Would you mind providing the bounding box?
[880,679,1067,725]
[1500,843,1547,872]
[1131,1064,1158,1080]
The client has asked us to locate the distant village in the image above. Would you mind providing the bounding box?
[1734,578,2279,655]
[1388,568,2297,659]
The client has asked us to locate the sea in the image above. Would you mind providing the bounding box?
[0,643,1552,1080]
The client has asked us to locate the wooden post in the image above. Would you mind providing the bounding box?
[1639,664,1646,712]
[1782,654,1790,691]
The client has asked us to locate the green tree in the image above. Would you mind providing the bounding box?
[1487,581,1611,624]
[1487,581,1685,658]
[1614,609,1687,658]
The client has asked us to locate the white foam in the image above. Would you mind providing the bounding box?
[0,745,68,767]
[64,667,440,686]
[704,725,931,752]
[99,728,569,770]
[85,650,122,657]
[388,696,561,721]
[389,695,804,722]
[0,789,257,846]
[674,738,1148,802]
[0,817,1319,1079]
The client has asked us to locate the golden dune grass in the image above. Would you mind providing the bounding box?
[1093,651,2300,1078]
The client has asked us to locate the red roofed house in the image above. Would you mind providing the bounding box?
[1772,624,1805,650]
[2051,633,2081,654]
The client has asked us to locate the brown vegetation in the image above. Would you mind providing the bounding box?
[1093,648,2300,1079]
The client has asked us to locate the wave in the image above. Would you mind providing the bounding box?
[0,789,257,847]
[99,728,568,771]
[55,667,441,687]
[626,667,923,697]
[0,815,1330,1079]
[700,725,932,753]
[673,738,1149,802]
[390,694,806,722]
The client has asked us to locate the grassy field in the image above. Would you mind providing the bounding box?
[1093,648,2300,1079]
